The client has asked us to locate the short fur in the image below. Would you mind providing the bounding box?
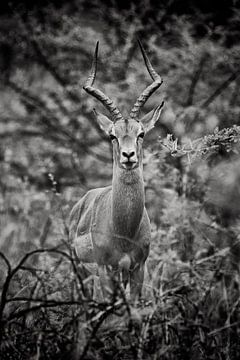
[69,41,163,299]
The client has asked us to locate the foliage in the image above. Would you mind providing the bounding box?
[0,1,240,359]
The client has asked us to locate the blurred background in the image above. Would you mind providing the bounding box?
[0,0,240,358]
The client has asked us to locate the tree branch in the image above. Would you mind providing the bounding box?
[202,69,240,108]
[186,54,208,106]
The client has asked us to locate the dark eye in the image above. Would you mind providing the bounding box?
[110,134,117,141]
[138,132,145,139]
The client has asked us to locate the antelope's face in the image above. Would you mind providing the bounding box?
[110,119,144,170]
[83,40,164,170]
[94,107,163,170]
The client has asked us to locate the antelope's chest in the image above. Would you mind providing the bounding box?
[91,232,133,265]
[92,229,149,268]
[89,186,150,267]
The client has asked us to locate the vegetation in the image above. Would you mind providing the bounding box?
[0,1,240,358]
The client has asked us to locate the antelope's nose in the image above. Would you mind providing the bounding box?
[122,151,135,160]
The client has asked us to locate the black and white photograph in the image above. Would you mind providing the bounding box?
[0,0,240,358]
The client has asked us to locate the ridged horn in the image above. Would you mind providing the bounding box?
[83,41,123,123]
[129,40,163,120]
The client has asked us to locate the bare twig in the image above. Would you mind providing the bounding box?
[202,69,240,108]
[0,252,11,274]
[186,54,208,106]
[79,299,124,360]
[39,217,52,247]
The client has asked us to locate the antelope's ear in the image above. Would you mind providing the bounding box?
[93,109,113,134]
[140,102,164,133]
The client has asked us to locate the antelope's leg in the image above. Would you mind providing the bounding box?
[98,265,114,299]
[74,234,94,262]
[121,268,129,289]
[130,264,144,301]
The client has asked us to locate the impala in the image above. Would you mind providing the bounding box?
[69,40,164,299]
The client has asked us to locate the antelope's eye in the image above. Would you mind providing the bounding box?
[109,134,117,141]
[138,132,145,139]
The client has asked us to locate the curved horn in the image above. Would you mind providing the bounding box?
[83,41,123,122]
[129,40,163,120]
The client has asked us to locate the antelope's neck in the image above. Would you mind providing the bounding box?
[111,165,145,239]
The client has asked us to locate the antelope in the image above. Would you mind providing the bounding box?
[69,40,164,300]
